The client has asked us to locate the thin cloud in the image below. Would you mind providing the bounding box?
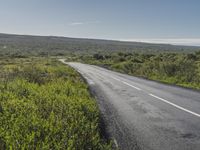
[69,21,100,26]
[120,38,200,46]
[69,22,84,26]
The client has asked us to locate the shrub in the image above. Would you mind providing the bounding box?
[0,58,111,149]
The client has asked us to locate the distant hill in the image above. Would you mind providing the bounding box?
[0,33,199,56]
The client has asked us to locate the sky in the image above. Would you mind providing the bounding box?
[0,0,200,46]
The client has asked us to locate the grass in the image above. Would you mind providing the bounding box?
[0,58,111,149]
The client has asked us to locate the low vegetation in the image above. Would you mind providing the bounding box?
[0,33,199,57]
[80,52,200,90]
[0,58,111,149]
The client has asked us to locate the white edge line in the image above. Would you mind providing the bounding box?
[149,94,200,118]
[113,138,119,148]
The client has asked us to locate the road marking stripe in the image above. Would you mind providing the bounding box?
[113,139,119,148]
[149,94,200,118]
[122,81,142,91]
[112,77,121,81]
[111,77,142,91]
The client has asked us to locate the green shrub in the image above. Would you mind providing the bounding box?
[0,58,111,149]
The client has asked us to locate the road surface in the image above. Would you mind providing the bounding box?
[60,60,200,150]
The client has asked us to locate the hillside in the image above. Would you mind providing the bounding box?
[0,33,199,57]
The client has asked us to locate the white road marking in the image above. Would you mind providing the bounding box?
[122,81,142,91]
[149,94,200,118]
[111,77,142,91]
[112,77,121,81]
[113,139,119,148]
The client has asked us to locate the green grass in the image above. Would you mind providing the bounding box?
[0,58,111,149]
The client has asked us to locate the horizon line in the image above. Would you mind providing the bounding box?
[1,32,200,47]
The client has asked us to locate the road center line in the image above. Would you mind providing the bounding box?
[111,77,142,91]
[111,77,121,81]
[149,94,200,118]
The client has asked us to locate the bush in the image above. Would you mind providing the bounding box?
[0,58,111,149]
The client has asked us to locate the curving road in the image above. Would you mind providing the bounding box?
[60,60,200,150]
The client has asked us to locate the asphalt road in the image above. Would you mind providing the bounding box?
[60,60,200,150]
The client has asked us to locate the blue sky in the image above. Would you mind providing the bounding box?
[0,0,200,45]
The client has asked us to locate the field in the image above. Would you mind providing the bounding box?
[0,57,111,149]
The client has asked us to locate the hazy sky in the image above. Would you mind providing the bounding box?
[0,0,200,45]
